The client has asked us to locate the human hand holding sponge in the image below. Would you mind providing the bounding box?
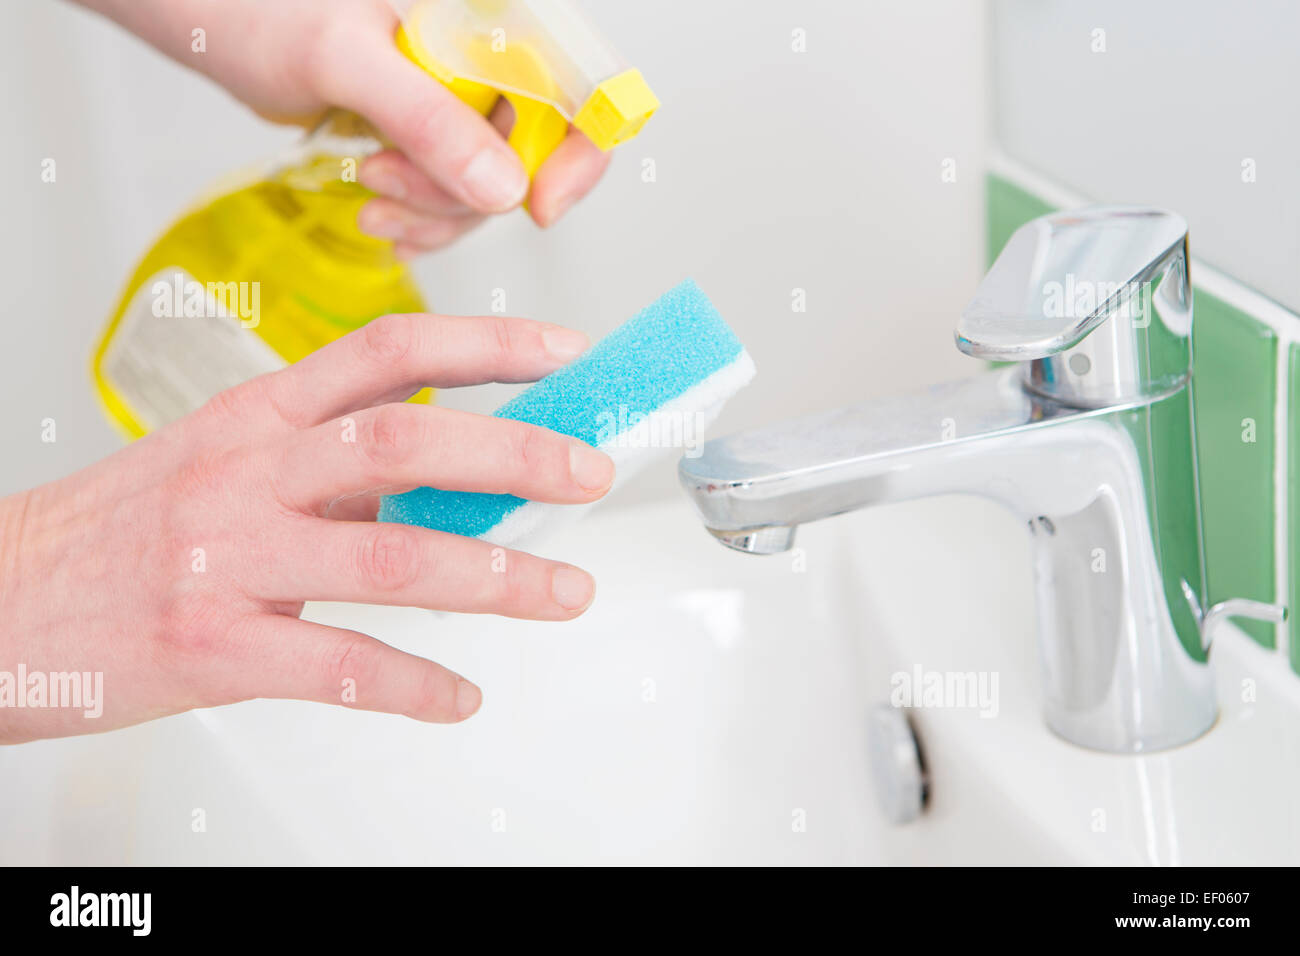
[5,0,751,742]
[381,280,756,546]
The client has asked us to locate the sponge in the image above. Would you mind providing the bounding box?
[378,279,755,547]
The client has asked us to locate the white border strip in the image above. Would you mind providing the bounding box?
[988,148,1297,662]
[1274,339,1293,664]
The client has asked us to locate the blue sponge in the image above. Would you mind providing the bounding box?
[378,279,755,546]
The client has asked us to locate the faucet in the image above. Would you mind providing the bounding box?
[679,206,1286,754]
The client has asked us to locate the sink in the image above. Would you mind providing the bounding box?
[2,495,1297,864]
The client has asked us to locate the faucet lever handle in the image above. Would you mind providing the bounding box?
[955,205,1193,408]
[1200,598,1289,652]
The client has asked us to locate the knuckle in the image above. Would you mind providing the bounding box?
[401,94,453,160]
[156,591,228,659]
[325,635,379,697]
[506,422,549,477]
[359,404,422,470]
[353,525,423,593]
[168,447,243,503]
[357,313,417,370]
[486,316,517,363]
[499,422,574,499]
[410,665,459,721]
[200,379,259,424]
[258,372,307,429]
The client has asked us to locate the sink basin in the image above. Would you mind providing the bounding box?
[2,495,1297,864]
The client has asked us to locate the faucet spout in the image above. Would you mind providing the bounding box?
[679,370,1085,544]
[682,368,1216,753]
[678,206,1286,753]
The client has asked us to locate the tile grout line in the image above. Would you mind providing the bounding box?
[988,146,1298,667]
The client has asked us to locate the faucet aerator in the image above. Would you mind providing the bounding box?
[708,526,797,555]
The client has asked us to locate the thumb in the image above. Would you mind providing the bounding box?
[319,30,528,213]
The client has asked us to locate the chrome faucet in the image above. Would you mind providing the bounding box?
[679,206,1286,754]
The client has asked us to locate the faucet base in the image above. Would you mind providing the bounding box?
[1044,703,1217,755]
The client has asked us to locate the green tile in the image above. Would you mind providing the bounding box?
[1290,346,1300,672]
[986,174,1055,266]
[986,172,1280,646]
[1144,389,1212,661]
[1192,294,1277,646]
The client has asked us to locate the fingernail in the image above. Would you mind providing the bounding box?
[357,206,405,240]
[360,167,408,200]
[552,566,596,611]
[462,148,528,211]
[542,327,590,362]
[455,678,482,719]
[569,439,614,492]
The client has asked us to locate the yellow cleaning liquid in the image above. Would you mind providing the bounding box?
[92,119,428,439]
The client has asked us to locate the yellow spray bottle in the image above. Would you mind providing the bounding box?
[92,0,658,439]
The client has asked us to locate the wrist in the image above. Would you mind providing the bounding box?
[72,0,225,71]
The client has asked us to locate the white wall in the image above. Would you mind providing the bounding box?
[1,0,987,502]
[992,0,1300,314]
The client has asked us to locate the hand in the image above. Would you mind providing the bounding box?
[0,314,613,743]
[78,0,611,251]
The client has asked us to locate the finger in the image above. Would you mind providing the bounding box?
[244,615,482,722]
[398,214,485,252]
[324,495,380,522]
[528,128,611,227]
[359,150,477,218]
[270,403,614,513]
[316,32,528,213]
[356,98,520,222]
[356,197,484,249]
[261,313,590,429]
[393,219,485,257]
[262,520,598,619]
[396,238,463,261]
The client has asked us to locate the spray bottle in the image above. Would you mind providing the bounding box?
[92,0,657,438]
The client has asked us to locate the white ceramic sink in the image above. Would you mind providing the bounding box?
[2,495,1297,865]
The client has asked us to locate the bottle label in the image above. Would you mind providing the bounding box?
[100,268,287,431]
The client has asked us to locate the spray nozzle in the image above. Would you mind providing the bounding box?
[389,0,658,181]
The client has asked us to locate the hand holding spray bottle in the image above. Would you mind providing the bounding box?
[92,0,658,438]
